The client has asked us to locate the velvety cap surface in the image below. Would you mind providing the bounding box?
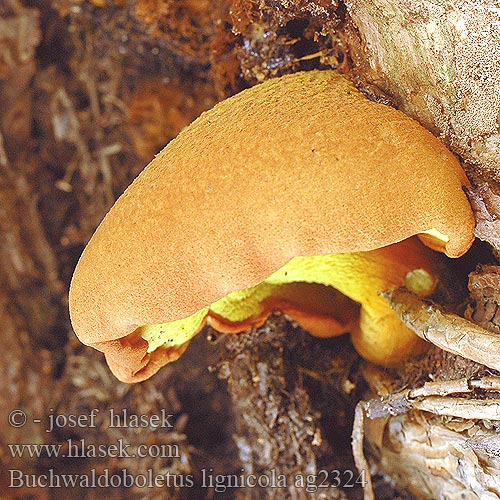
[69,70,475,382]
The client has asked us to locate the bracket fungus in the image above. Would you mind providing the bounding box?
[69,70,475,383]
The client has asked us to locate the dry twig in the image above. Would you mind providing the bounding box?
[383,287,500,372]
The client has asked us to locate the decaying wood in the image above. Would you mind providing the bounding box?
[343,0,500,184]
[384,287,500,373]
[351,404,374,500]
[467,264,500,330]
[364,411,500,500]
[214,317,357,500]
[360,376,500,421]
[467,185,500,253]
[354,374,500,500]
[4,0,500,499]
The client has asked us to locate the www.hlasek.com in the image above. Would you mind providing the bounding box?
[8,438,180,460]
[10,468,368,493]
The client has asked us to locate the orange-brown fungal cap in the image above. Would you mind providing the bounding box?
[69,70,475,382]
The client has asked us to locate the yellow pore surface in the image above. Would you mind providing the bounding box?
[141,236,439,366]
